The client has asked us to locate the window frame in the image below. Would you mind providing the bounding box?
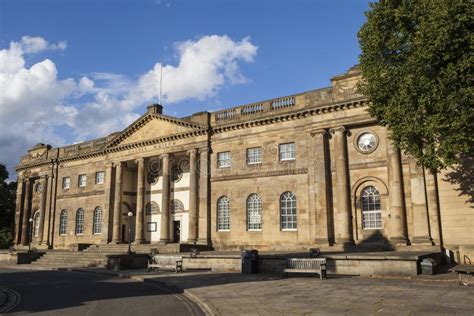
[361,186,382,230]
[217,151,231,168]
[247,193,262,231]
[217,196,230,231]
[92,207,102,235]
[280,191,297,231]
[95,171,105,185]
[59,210,68,235]
[78,174,87,188]
[279,142,296,161]
[62,177,70,190]
[246,147,262,165]
[75,208,85,235]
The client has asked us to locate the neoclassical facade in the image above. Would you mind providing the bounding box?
[14,66,474,259]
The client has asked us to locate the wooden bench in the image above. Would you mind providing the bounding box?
[452,265,474,286]
[283,258,327,280]
[148,255,183,273]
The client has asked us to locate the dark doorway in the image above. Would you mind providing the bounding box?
[121,224,126,242]
[172,220,180,243]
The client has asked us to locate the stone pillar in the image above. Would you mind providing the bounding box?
[112,162,123,243]
[386,139,408,245]
[409,160,433,245]
[14,178,24,245]
[198,148,210,245]
[425,170,441,245]
[311,129,331,245]
[102,162,113,243]
[331,127,353,245]
[37,175,48,244]
[135,158,145,244]
[187,149,198,243]
[20,178,31,245]
[160,153,171,243]
[48,160,59,248]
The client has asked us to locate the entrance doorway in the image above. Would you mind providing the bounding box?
[172,220,181,243]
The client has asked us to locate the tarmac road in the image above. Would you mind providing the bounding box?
[0,266,204,315]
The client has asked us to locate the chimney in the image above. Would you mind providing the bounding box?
[146,104,163,114]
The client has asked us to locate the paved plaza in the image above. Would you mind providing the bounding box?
[1,263,473,315]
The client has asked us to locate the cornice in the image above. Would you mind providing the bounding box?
[211,167,308,182]
[211,97,367,134]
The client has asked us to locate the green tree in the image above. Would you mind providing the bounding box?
[358,0,473,172]
[0,164,17,248]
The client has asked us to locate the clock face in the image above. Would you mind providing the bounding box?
[35,183,43,194]
[357,132,377,152]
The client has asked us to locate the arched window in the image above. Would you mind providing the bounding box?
[247,194,262,231]
[75,208,85,235]
[361,186,382,229]
[170,200,184,213]
[33,211,41,238]
[59,210,67,235]
[217,196,230,231]
[93,207,102,235]
[146,201,160,214]
[280,192,297,230]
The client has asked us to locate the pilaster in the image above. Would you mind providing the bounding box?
[135,158,145,244]
[111,162,124,243]
[160,153,171,243]
[187,148,198,243]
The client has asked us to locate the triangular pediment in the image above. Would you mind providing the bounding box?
[107,113,204,148]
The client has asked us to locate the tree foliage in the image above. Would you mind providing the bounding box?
[0,164,17,248]
[358,0,473,172]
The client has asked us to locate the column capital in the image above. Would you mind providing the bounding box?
[310,129,328,137]
[198,147,210,154]
[105,161,114,168]
[113,161,125,168]
[160,153,170,159]
[135,157,145,164]
[330,126,346,135]
[187,148,198,156]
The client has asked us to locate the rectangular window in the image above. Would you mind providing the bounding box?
[95,171,105,185]
[78,174,87,187]
[279,142,296,161]
[246,147,262,165]
[217,151,231,168]
[62,177,70,189]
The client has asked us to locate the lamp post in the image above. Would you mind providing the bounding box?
[127,211,134,254]
[28,218,33,252]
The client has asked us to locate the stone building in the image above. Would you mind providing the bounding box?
[14,66,473,260]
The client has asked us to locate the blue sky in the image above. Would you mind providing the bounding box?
[0,0,370,176]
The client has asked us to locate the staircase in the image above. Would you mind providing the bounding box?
[31,243,181,268]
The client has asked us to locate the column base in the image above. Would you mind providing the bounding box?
[159,239,170,244]
[336,238,355,250]
[390,236,409,246]
[110,240,122,244]
[314,238,331,246]
[411,236,434,245]
[133,239,145,245]
[197,238,211,246]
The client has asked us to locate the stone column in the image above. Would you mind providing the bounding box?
[14,178,24,245]
[386,139,408,245]
[311,129,331,245]
[135,158,145,244]
[330,127,353,245]
[112,162,123,243]
[409,160,433,245]
[187,148,198,243]
[160,153,171,243]
[20,178,31,245]
[37,175,48,244]
[198,148,210,245]
[102,162,113,243]
[48,160,59,248]
[425,170,441,245]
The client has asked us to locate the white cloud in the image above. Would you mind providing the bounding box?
[19,36,67,54]
[0,35,257,178]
